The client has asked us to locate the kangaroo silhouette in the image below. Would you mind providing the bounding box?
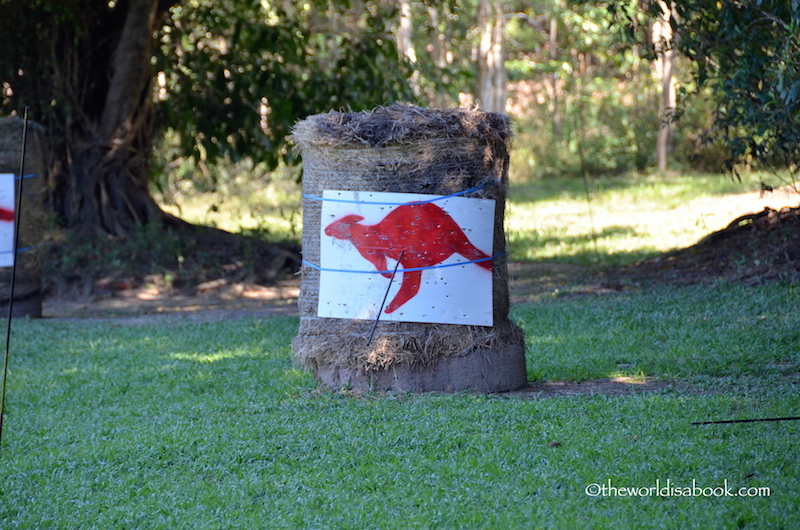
[324,202,492,314]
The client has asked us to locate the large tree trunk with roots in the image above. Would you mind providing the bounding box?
[53,0,164,237]
[38,0,298,281]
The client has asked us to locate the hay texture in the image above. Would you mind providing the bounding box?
[0,117,47,317]
[292,104,524,371]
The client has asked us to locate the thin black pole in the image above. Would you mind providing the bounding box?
[692,416,800,425]
[0,107,29,451]
[367,251,405,346]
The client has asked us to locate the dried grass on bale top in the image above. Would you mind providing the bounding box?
[291,104,524,371]
[291,104,512,149]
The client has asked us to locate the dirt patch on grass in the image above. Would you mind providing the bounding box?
[626,205,800,285]
[42,279,300,323]
[506,377,671,398]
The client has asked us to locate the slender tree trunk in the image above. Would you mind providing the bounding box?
[549,18,561,137]
[477,0,507,114]
[396,0,420,96]
[427,6,447,69]
[653,1,678,173]
[426,5,453,107]
[396,0,416,64]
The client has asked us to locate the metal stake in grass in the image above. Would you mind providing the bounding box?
[692,416,800,425]
[367,251,405,346]
[0,107,29,453]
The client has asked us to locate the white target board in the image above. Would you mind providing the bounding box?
[0,174,15,267]
[317,190,495,326]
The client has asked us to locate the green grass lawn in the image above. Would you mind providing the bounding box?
[1,281,798,528]
[2,171,799,528]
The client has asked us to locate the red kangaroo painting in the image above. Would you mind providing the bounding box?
[0,207,13,222]
[324,202,492,314]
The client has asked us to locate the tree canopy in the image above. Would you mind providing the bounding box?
[0,0,413,235]
[2,0,798,242]
[611,0,800,176]
[156,0,415,170]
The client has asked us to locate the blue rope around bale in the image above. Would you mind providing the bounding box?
[302,181,496,206]
[302,251,503,275]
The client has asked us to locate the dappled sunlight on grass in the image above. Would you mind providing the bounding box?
[506,173,799,264]
[155,168,303,242]
[167,350,262,363]
[153,162,798,269]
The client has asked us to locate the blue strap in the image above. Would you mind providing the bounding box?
[0,245,37,255]
[5,174,38,180]
[303,181,495,206]
[303,251,503,274]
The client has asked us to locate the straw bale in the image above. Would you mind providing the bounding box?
[291,104,524,371]
[0,117,47,317]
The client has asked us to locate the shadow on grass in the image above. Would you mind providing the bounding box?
[507,225,663,266]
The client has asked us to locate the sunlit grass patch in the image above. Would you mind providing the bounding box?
[506,173,798,264]
[153,153,797,268]
[155,161,303,243]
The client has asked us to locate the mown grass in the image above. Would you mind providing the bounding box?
[1,280,799,528]
[3,170,798,528]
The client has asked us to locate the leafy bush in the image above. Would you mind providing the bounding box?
[511,74,659,180]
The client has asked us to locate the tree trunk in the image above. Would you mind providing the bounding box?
[3,0,300,285]
[396,0,416,64]
[653,1,678,173]
[74,0,163,236]
[549,17,561,137]
[396,0,420,97]
[426,5,453,108]
[476,0,507,114]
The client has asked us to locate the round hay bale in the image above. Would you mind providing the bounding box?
[0,117,47,318]
[292,104,527,393]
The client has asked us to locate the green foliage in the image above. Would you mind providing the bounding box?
[1,0,414,215]
[153,153,303,241]
[0,0,118,135]
[155,0,414,171]
[512,76,660,179]
[676,0,800,174]
[46,222,189,274]
[400,0,480,103]
[609,0,800,175]
[43,217,296,294]
[503,1,665,177]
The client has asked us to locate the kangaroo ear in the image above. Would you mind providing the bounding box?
[324,214,365,237]
[331,214,364,225]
